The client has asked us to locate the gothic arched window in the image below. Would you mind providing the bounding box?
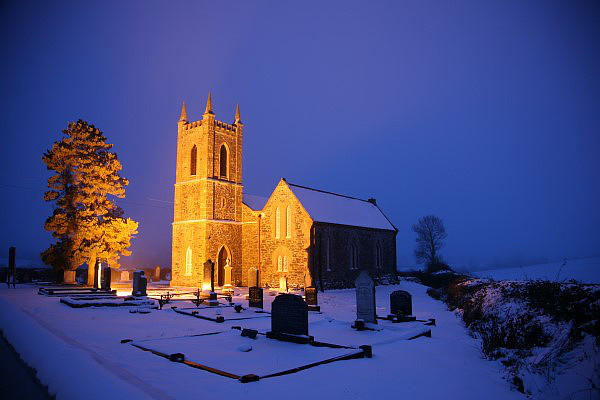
[275,206,281,239]
[283,255,288,272]
[185,246,192,276]
[375,243,383,268]
[286,205,291,238]
[277,255,283,272]
[220,144,228,179]
[190,145,197,176]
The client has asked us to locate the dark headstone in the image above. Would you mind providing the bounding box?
[241,328,258,339]
[390,290,412,316]
[7,247,15,288]
[101,266,111,290]
[305,287,318,305]
[248,286,263,309]
[203,260,214,291]
[270,294,308,336]
[305,286,320,312]
[93,260,101,289]
[355,271,376,324]
[132,270,147,296]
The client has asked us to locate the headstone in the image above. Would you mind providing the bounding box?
[248,286,263,309]
[390,290,412,316]
[132,270,147,296]
[120,270,130,281]
[355,271,376,324]
[248,267,258,287]
[7,247,16,288]
[63,270,76,284]
[101,266,111,290]
[305,287,318,306]
[305,286,320,312]
[223,258,233,294]
[154,266,161,281]
[279,276,287,292]
[203,260,214,291]
[94,260,101,289]
[270,294,308,336]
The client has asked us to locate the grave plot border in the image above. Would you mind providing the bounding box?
[172,306,270,323]
[38,287,116,296]
[124,329,372,383]
[60,297,156,308]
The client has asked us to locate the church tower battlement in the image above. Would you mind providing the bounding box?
[171,93,244,287]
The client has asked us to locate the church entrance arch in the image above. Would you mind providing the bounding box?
[217,246,230,287]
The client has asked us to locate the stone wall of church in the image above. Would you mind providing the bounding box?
[170,222,206,287]
[313,223,397,289]
[257,180,313,289]
[241,204,259,286]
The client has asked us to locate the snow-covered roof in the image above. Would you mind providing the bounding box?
[287,183,396,231]
[242,193,269,211]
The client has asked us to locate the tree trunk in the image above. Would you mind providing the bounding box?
[87,251,97,286]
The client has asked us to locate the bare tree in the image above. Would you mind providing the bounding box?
[412,215,447,271]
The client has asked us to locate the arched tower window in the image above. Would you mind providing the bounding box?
[286,206,291,238]
[219,144,228,179]
[275,206,281,239]
[190,145,197,176]
[375,243,383,268]
[277,255,282,272]
[185,246,192,276]
[283,255,289,272]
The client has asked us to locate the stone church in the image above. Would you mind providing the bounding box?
[171,94,397,290]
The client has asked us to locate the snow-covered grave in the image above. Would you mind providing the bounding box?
[0,282,523,400]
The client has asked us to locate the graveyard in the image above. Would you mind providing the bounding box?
[0,271,524,400]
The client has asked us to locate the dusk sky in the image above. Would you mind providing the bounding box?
[1,0,599,270]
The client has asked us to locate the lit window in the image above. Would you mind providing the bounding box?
[185,246,192,276]
[275,206,281,239]
[277,255,282,272]
[190,145,197,176]
[286,206,291,238]
[220,144,228,178]
[283,256,288,272]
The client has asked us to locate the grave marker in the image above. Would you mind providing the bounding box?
[268,294,309,340]
[355,271,376,324]
[203,260,214,292]
[101,266,111,290]
[390,290,412,316]
[132,270,147,296]
[305,287,320,312]
[248,286,263,309]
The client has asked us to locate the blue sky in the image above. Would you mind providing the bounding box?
[1,0,599,269]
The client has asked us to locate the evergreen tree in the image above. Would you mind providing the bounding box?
[42,120,138,283]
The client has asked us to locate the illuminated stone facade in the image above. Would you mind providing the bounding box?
[171,95,397,289]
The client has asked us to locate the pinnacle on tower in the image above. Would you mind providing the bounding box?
[179,101,187,122]
[204,92,214,115]
[234,103,241,124]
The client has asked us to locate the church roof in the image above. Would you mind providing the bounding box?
[287,182,397,231]
[242,193,269,211]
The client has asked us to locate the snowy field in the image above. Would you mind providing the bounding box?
[0,282,523,400]
[473,257,600,284]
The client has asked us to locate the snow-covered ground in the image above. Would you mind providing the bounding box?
[0,282,523,400]
[473,257,600,284]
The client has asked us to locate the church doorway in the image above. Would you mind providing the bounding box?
[217,246,229,287]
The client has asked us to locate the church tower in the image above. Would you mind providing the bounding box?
[171,94,244,287]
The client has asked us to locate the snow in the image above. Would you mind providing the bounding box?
[242,193,269,211]
[0,282,522,400]
[287,184,396,231]
[473,257,600,284]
